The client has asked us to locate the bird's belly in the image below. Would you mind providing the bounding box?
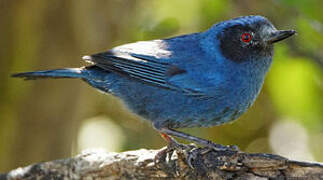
[128,91,248,128]
[86,73,256,129]
[115,83,251,129]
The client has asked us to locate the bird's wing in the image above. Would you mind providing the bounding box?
[83,40,207,97]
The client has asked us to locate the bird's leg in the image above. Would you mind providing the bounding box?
[158,127,239,152]
[160,133,180,148]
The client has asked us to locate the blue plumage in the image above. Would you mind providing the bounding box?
[12,15,295,150]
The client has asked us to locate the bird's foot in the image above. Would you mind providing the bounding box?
[184,144,240,168]
[154,142,239,169]
[155,142,198,169]
[154,137,196,166]
[154,130,240,168]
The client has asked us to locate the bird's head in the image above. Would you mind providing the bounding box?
[213,15,296,62]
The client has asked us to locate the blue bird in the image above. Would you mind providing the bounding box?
[12,15,295,151]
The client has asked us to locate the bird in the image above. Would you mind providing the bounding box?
[12,15,295,151]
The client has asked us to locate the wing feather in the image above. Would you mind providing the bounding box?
[85,51,176,90]
[83,47,209,98]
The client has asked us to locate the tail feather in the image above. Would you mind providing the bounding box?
[12,68,84,80]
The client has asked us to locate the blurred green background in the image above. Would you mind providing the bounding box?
[1,0,323,172]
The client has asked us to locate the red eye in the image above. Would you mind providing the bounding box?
[241,33,252,43]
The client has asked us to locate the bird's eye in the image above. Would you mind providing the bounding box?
[241,33,252,43]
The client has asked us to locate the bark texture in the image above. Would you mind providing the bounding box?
[1,147,323,180]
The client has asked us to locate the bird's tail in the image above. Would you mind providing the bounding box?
[11,68,85,80]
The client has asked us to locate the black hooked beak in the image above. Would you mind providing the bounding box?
[267,30,296,44]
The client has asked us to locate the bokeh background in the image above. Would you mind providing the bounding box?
[1,0,323,172]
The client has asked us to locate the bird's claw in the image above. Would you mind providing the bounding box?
[154,140,195,165]
[184,146,200,169]
[154,141,198,168]
[154,146,171,165]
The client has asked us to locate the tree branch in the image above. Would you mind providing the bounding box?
[1,147,323,179]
